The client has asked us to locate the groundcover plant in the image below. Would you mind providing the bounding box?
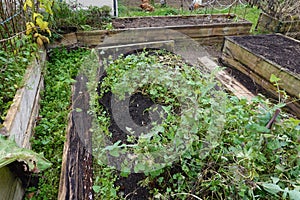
[88,49,300,200]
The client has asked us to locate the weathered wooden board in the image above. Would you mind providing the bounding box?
[58,74,93,200]
[98,40,175,61]
[221,34,300,117]
[48,14,252,48]
[3,50,46,147]
[256,12,300,40]
[0,167,24,200]
[76,30,108,47]
[47,33,77,49]
[198,56,255,101]
[0,49,46,200]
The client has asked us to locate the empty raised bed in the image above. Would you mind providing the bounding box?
[49,14,252,48]
[221,33,300,116]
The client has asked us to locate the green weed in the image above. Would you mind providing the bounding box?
[27,48,90,199]
[94,50,300,199]
[0,36,38,125]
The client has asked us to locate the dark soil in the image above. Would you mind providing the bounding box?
[112,14,239,29]
[120,0,233,10]
[96,51,186,199]
[98,90,155,199]
[223,62,271,95]
[229,34,300,74]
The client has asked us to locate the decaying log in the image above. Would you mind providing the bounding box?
[58,75,93,200]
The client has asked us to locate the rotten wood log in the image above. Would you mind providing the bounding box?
[58,74,93,200]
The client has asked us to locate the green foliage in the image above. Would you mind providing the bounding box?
[118,4,183,17]
[94,50,300,199]
[270,74,289,104]
[50,1,112,32]
[93,162,120,200]
[0,135,51,171]
[24,0,54,45]
[118,2,260,33]
[27,48,90,199]
[0,36,38,125]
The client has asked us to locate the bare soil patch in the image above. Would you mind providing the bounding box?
[112,14,242,29]
[229,34,300,74]
[120,0,233,10]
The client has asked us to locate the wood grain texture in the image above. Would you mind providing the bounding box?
[0,49,46,200]
[199,56,255,101]
[221,36,300,117]
[58,74,93,200]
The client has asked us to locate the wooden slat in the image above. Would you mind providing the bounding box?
[198,56,255,101]
[0,49,46,200]
[47,15,252,48]
[58,74,93,200]
[222,37,300,99]
[221,36,300,117]
[256,12,300,33]
[0,167,24,200]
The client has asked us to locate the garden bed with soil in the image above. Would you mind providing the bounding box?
[221,33,300,116]
[111,14,245,28]
[60,48,228,199]
[57,44,300,200]
[49,14,252,48]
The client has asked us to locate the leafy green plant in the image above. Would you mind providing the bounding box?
[261,179,300,200]
[26,47,90,199]
[24,0,54,46]
[270,74,289,105]
[49,0,112,32]
[0,36,38,125]
[0,135,51,171]
[92,50,300,199]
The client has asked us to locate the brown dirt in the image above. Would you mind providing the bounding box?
[229,34,300,74]
[112,14,239,29]
[95,4,300,200]
[98,91,155,199]
[120,0,234,10]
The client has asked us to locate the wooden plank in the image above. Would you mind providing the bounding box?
[222,37,300,99]
[48,15,252,48]
[98,40,175,61]
[76,30,107,47]
[47,33,78,49]
[256,12,300,33]
[0,167,24,200]
[198,56,255,101]
[4,50,46,148]
[0,49,46,200]
[22,76,44,149]
[221,37,300,117]
[58,74,93,200]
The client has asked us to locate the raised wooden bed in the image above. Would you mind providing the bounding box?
[0,49,46,200]
[221,33,300,117]
[58,30,263,198]
[48,14,252,48]
[256,12,300,40]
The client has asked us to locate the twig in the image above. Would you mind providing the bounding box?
[266,108,280,129]
[171,192,203,200]
[0,29,27,43]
